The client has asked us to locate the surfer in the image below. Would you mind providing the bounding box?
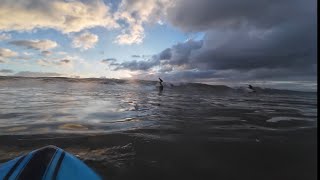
[159,78,163,86]
[248,84,256,92]
[159,78,164,91]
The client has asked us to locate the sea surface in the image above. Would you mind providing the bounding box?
[0,77,317,180]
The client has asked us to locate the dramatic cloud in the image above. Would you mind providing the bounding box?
[192,28,316,71]
[72,32,99,50]
[0,0,118,33]
[114,0,173,45]
[117,0,316,88]
[0,69,14,73]
[0,33,11,41]
[0,0,316,90]
[115,58,159,71]
[10,39,58,51]
[115,39,202,71]
[166,0,315,32]
[14,71,62,77]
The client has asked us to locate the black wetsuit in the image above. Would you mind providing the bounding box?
[248,85,256,92]
[159,78,163,90]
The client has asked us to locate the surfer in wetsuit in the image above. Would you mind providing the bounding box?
[159,78,164,91]
[248,84,256,92]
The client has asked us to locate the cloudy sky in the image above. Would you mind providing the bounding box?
[0,0,317,91]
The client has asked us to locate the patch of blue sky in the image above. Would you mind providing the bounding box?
[1,20,202,73]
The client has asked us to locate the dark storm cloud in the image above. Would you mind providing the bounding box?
[117,0,316,88]
[166,0,316,32]
[191,24,317,71]
[151,28,316,82]
[166,0,316,73]
[164,70,217,80]
[158,48,172,60]
[163,40,202,66]
[115,40,202,71]
[115,58,159,71]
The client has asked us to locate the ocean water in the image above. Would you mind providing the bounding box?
[0,77,317,179]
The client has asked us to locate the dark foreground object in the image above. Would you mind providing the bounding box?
[0,129,317,180]
[0,145,101,180]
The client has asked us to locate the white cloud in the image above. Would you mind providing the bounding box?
[72,32,98,50]
[0,33,11,41]
[0,0,118,33]
[0,48,18,58]
[10,39,58,51]
[0,0,176,45]
[23,52,34,56]
[114,0,174,45]
[114,24,144,45]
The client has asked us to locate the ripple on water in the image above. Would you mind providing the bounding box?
[5,126,28,132]
[59,123,89,130]
[266,116,316,123]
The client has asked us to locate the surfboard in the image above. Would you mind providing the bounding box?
[0,145,101,180]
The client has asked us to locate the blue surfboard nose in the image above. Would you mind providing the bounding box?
[0,145,101,180]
